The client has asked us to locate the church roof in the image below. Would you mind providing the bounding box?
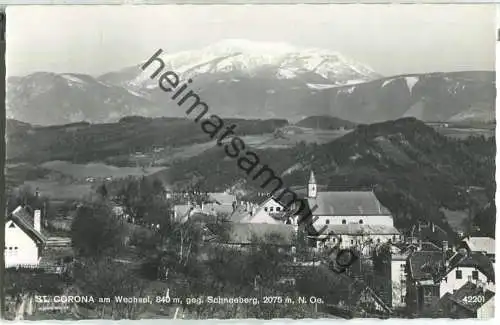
[308,170,316,184]
[306,191,391,216]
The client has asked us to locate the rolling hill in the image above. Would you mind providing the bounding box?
[159,117,495,237]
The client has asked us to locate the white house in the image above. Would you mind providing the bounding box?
[5,206,47,268]
[319,224,401,253]
[259,197,286,214]
[439,252,495,297]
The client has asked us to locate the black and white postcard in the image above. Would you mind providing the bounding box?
[3,4,496,320]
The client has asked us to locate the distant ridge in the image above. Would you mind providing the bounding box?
[295,115,357,130]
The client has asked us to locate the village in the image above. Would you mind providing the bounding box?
[4,170,496,319]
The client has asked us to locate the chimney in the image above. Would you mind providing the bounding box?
[418,239,422,251]
[431,223,435,232]
[443,241,448,253]
[34,209,42,233]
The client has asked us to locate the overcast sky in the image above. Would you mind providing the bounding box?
[6,4,496,77]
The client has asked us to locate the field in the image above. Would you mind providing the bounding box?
[40,160,166,179]
[23,179,93,201]
[241,127,351,149]
[432,126,495,139]
[153,127,350,164]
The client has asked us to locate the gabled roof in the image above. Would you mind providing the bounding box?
[462,237,495,255]
[207,192,236,206]
[408,251,444,281]
[306,191,391,216]
[442,252,495,283]
[440,281,495,312]
[229,206,251,223]
[6,206,47,245]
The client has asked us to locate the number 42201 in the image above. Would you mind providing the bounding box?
[462,296,485,304]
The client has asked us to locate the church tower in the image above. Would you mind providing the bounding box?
[308,170,317,198]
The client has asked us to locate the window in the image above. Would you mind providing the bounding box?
[276,207,281,212]
[326,219,330,224]
[264,207,268,212]
[8,223,15,228]
[472,270,479,280]
[359,220,364,224]
[342,219,346,224]
[350,240,354,244]
[456,270,462,279]
[270,207,274,212]
[377,239,381,243]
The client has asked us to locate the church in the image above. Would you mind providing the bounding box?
[292,171,401,251]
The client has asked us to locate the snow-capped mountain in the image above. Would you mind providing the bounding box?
[314,71,495,123]
[100,39,381,90]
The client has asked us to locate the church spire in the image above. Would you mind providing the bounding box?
[308,170,317,198]
[309,170,316,184]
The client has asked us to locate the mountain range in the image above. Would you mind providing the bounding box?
[6,39,495,125]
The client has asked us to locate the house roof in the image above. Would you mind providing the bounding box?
[440,281,495,312]
[462,237,495,255]
[206,223,296,246]
[174,204,193,219]
[229,206,251,223]
[306,191,391,216]
[410,223,450,248]
[408,251,444,281]
[240,208,281,224]
[202,202,234,216]
[207,192,236,206]
[320,224,400,236]
[175,202,234,222]
[443,252,495,283]
[7,206,48,245]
